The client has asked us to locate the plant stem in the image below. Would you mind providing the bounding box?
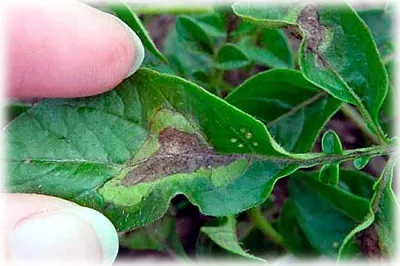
[247,206,284,248]
[125,143,397,169]
[350,97,389,144]
[371,156,397,212]
[246,143,396,166]
[211,69,224,97]
[340,103,384,145]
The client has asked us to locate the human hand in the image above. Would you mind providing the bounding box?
[3,0,144,264]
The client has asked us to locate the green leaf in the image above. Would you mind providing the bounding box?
[109,2,167,64]
[294,171,370,222]
[200,217,263,261]
[321,130,343,154]
[339,157,398,260]
[232,3,389,141]
[6,68,302,232]
[5,102,31,122]
[380,83,394,137]
[278,200,318,256]
[134,6,214,16]
[226,69,341,153]
[239,223,284,258]
[194,12,227,38]
[176,16,214,54]
[232,1,303,27]
[230,20,257,37]
[119,215,186,256]
[338,169,374,200]
[238,29,294,68]
[319,163,339,185]
[163,25,214,78]
[353,156,371,170]
[288,171,369,258]
[358,8,395,137]
[215,44,250,70]
[358,8,394,63]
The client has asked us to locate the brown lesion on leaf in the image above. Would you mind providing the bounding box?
[121,127,238,186]
[296,4,328,67]
[297,5,323,53]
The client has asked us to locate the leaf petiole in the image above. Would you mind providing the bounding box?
[247,206,285,248]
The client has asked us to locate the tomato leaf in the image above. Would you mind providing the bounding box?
[110,2,167,64]
[238,29,294,68]
[232,3,389,141]
[176,16,214,55]
[353,156,371,170]
[226,69,341,153]
[288,171,370,258]
[321,130,343,155]
[215,44,250,70]
[338,157,398,260]
[319,163,339,185]
[119,215,186,256]
[200,217,263,260]
[5,68,302,232]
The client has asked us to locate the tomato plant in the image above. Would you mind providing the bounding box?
[4,1,397,261]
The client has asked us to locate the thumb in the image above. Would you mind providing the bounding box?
[2,193,119,265]
[6,0,144,98]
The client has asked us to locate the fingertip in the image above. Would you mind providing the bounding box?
[7,1,144,98]
[4,194,119,265]
[110,15,144,79]
[62,206,119,265]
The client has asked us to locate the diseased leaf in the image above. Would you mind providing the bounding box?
[232,3,389,141]
[297,5,388,139]
[238,29,294,68]
[110,2,167,64]
[215,44,250,70]
[288,171,370,258]
[226,69,341,153]
[200,216,262,260]
[5,68,302,232]
[339,157,398,260]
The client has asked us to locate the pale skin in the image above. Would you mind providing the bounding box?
[3,0,144,264]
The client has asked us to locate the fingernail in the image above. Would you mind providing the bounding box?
[8,206,119,265]
[110,14,145,78]
[64,206,119,265]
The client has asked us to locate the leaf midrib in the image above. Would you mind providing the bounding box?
[266,91,326,127]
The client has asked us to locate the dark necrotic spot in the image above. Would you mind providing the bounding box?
[297,5,328,67]
[122,128,237,186]
[297,5,323,52]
